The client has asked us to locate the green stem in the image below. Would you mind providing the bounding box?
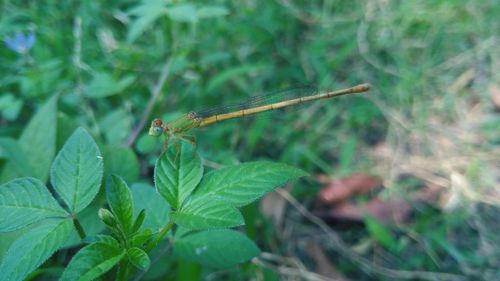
[118,226,129,249]
[116,260,131,281]
[73,218,86,240]
[145,221,175,252]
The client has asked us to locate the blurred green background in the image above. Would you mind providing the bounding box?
[1,0,499,280]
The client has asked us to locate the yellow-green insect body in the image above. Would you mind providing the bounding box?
[148,84,371,150]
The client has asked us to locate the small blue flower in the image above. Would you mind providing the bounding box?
[4,32,36,54]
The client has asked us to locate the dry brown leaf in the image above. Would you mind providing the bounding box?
[316,185,440,224]
[317,173,382,204]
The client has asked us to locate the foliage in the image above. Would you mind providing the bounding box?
[0,128,305,280]
[0,127,101,281]
[0,0,498,280]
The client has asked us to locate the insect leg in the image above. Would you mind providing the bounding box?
[162,134,170,152]
[172,140,181,163]
[178,133,197,158]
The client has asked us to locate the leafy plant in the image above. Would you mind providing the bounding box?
[0,127,102,281]
[0,127,306,281]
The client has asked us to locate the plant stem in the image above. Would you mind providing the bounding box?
[116,260,131,281]
[73,218,86,240]
[127,58,171,147]
[144,221,175,252]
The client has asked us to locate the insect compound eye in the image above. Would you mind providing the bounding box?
[154,127,163,134]
[153,118,163,127]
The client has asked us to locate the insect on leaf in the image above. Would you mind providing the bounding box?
[154,142,203,209]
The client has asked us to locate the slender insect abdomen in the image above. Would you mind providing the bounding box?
[198,84,370,127]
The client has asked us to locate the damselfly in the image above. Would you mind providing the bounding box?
[149,83,371,150]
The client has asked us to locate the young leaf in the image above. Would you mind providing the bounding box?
[174,229,260,268]
[154,143,203,209]
[0,219,73,281]
[131,183,170,233]
[98,208,118,228]
[132,209,146,233]
[130,228,153,248]
[0,95,57,183]
[194,162,307,207]
[59,236,125,281]
[106,175,134,234]
[50,127,103,214]
[0,177,68,232]
[173,197,243,230]
[127,247,150,271]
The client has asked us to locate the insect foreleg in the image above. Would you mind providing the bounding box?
[178,133,197,158]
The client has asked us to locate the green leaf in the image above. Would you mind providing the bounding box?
[103,146,139,183]
[62,197,106,248]
[174,229,260,268]
[167,3,198,23]
[0,177,68,232]
[127,247,150,271]
[130,228,153,248]
[169,54,190,75]
[132,209,146,233]
[0,229,29,262]
[84,72,135,98]
[127,0,167,43]
[99,109,133,145]
[206,65,265,93]
[106,175,134,234]
[59,236,125,281]
[98,208,118,228]
[154,143,203,209]
[131,183,170,232]
[0,95,57,183]
[56,113,78,152]
[87,234,119,245]
[0,93,23,121]
[0,138,33,179]
[176,261,202,281]
[50,127,103,214]
[194,162,307,207]
[0,219,73,281]
[136,133,159,154]
[197,6,229,18]
[173,197,243,230]
[364,215,397,251]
